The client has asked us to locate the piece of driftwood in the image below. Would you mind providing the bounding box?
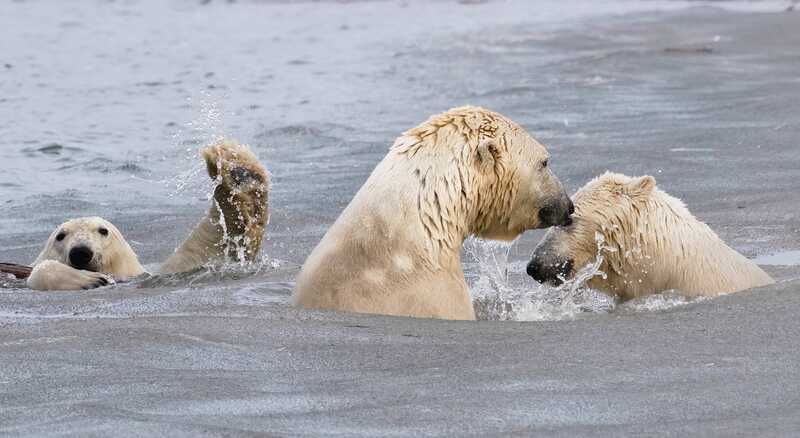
[0,263,33,279]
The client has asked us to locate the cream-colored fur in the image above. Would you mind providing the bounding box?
[529,172,774,299]
[160,141,269,273]
[293,106,573,319]
[27,140,270,291]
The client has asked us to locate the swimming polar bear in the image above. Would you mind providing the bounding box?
[293,106,574,320]
[26,140,270,290]
[527,172,774,299]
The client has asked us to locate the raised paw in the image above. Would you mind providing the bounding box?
[200,140,270,262]
[201,140,269,193]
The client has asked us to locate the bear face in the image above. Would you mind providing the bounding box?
[526,172,657,291]
[527,171,775,299]
[486,122,575,240]
[399,107,574,246]
[34,217,144,279]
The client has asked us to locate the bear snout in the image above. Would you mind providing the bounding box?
[68,246,94,271]
[539,198,574,228]
[527,257,573,285]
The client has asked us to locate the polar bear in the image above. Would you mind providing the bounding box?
[527,172,774,299]
[292,106,574,320]
[26,140,270,290]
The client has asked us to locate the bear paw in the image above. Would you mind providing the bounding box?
[27,260,116,291]
[201,140,270,262]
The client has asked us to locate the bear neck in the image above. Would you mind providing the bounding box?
[599,191,765,298]
[408,163,483,268]
[354,154,477,272]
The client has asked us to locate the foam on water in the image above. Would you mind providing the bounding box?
[619,291,709,313]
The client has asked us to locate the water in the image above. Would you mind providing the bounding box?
[466,235,703,322]
[754,250,800,266]
[5,0,792,315]
[2,1,800,436]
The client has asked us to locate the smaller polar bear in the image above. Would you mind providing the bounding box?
[527,172,774,299]
[27,140,270,290]
[293,106,574,320]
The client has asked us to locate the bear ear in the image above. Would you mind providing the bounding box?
[476,138,498,169]
[626,175,656,196]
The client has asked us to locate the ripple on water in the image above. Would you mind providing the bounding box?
[254,123,353,151]
[0,259,296,324]
[22,143,85,156]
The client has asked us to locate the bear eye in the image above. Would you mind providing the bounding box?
[98,227,109,236]
[55,231,66,242]
[541,159,549,169]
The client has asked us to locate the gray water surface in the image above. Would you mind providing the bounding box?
[1,0,800,436]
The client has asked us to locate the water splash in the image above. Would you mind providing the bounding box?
[619,291,708,313]
[166,89,234,198]
[136,255,288,289]
[465,232,699,321]
[0,272,27,290]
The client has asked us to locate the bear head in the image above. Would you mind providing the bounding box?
[394,106,574,249]
[526,172,657,291]
[34,217,144,278]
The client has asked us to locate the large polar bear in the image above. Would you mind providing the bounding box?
[293,106,574,320]
[527,172,774,299]
[26,140,270,290]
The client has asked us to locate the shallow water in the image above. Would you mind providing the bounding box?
[2,0,800,436]
[754,249,800,266]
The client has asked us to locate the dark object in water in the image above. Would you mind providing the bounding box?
[664,47,714,54]
[0,263,33,279]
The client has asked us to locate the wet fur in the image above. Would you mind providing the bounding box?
[292,106,571,320]
[531,172,774,299]
[160,141,270,273]
[27,140,269,290]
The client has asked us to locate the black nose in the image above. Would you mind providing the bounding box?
[526,257,573,285]
[68,246,94,270]
[539,200,574,228]
[527,259,546,282]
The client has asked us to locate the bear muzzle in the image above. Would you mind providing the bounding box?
[538,198,575,228]
[527,257,574,286]
[68,245,95,271]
